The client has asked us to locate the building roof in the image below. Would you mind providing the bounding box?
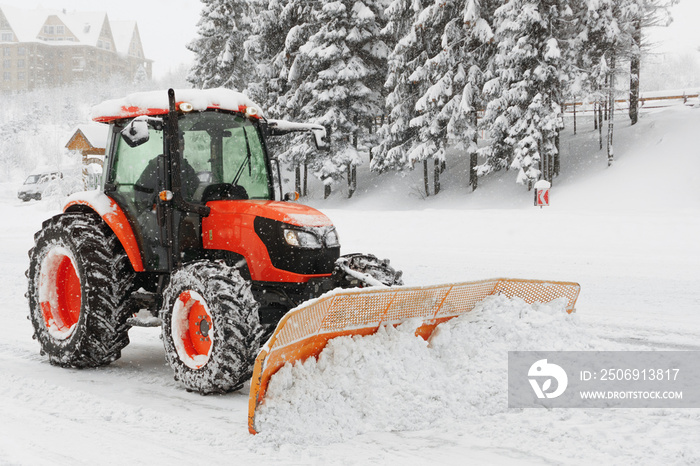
[67,123,109,149]
[0,4,46,42]
[60,11,110,48]
[111,20,137,56]
[78,123,109,148]
[0,4,148,59]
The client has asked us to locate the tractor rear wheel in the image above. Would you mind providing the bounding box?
[26,212,136,367]
[160,261,263,394]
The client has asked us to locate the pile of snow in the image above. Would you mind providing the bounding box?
[255,295,616,444]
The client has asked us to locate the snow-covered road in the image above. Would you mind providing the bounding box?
[1,106,699,464]
[1,196,698,465]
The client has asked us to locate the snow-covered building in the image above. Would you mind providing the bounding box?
[0,5,151,93]
[65,122,108,164]
[65,122,108,189]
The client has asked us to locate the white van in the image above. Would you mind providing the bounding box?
[17,171,63,201]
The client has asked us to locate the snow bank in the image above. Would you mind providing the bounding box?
[255,295,608,444]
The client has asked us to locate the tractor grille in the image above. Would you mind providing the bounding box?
[254,217,339,276]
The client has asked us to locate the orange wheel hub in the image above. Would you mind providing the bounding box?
[173,290,214,369]
[39,250,81,339]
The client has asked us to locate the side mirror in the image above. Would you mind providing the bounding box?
[266,119,330,151]
[311,126,330,151]
[121,118,150,148]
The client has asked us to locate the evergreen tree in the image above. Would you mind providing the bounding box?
[375,0,494,194]
[479,0,571,187]
[570,0,617,150]
[133,64,149,85]
[440,0,494,191]
[604,0,646,164]
[372,0,431,176]
[241,0,276,105]
[245,0,316,117]
[290,0,388,197]
[244,0,321,195]
[187,0,253,91]
[406,0,461,196]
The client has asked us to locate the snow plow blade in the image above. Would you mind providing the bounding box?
[247,278,580,434]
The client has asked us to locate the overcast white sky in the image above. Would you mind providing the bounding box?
[646,0,700,55]
[0,0,698,79]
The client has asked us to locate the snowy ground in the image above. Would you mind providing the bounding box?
[0,105,699,465]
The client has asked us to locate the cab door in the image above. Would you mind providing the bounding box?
[105,123,170,272]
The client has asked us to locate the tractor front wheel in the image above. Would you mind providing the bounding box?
[161,261,263,394]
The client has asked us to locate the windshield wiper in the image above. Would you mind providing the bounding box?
[232,126,252,185]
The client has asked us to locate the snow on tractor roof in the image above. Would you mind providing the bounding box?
[90,88,263,123]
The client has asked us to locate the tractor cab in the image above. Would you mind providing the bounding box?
[90,89,328,270]
[108,105,275,271]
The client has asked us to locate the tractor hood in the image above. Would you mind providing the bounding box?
[202,200,339,282]
[205,200,334,228]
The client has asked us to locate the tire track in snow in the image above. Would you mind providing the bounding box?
[0,372,280,464]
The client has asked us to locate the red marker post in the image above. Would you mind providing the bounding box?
[534,180,550,208]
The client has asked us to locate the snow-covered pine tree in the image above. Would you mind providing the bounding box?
[372,0,431,179]
[479,0,571,187]
[187,0,254,91]
[604,0,642,165]
[403,0,496,195]
[241,0,277,106]
[133,65,149,85]
[589,0,678,163]
[406,0,463,196]
[290,0,388,198]
[578,0,641,165]
[442,0,494,191]
[244,0,321,195]
[569,0,617,149]
[477,51,513,180]
[245,0,310,116]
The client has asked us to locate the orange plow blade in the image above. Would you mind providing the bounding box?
[247,278,580,434]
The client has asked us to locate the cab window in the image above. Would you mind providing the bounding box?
[179,112,271,201]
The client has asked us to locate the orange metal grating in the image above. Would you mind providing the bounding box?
[248,278,580,434]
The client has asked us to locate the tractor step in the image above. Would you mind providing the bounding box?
[126,308,162,327]
[131,288,159,309]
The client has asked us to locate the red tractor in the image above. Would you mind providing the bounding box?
[27,89,402,394]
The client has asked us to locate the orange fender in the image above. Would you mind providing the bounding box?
[64,191,144,272]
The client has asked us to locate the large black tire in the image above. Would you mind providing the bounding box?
[160,261,264,394]
[334,253,404,288]
[26,212,136,367]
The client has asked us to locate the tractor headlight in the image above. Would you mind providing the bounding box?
[283,228,323,249]
[324,227,340,248]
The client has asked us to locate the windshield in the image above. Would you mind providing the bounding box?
[179,111,271,201]
[24,175,40,184]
